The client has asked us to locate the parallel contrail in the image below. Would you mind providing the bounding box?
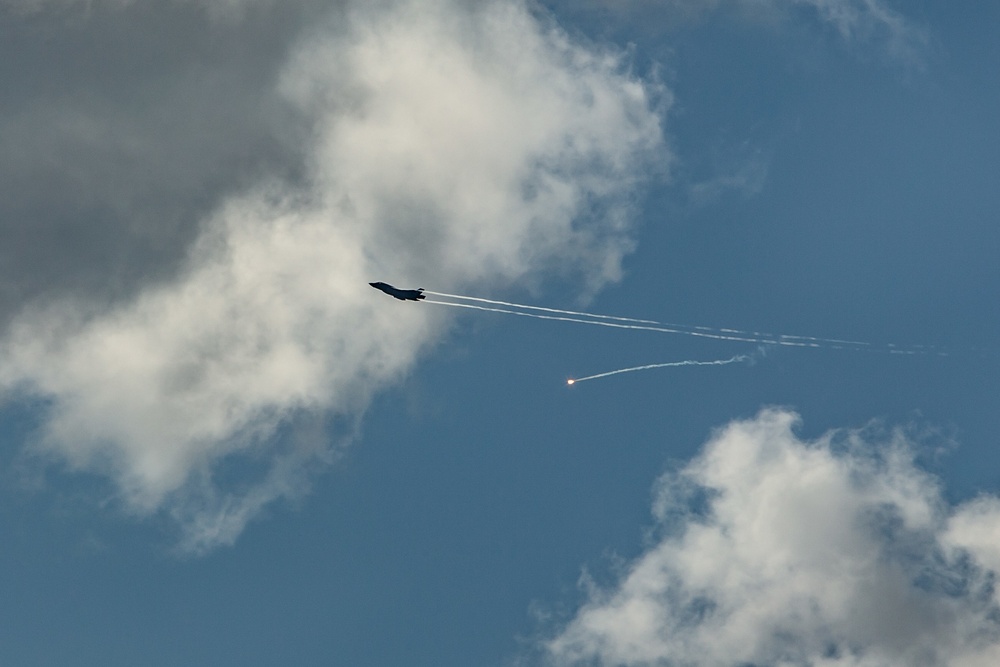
[424,290,661,325]
[424,290,875,350]
[424,299,821,348]
[424,291,949,356]
[567,354,751,384]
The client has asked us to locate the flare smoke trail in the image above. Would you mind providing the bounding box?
[567,354,751,385]
[423,292,941,355]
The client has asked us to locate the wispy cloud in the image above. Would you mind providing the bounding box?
[783,0,926,62]
[0,0,664,552]
[687,152,769,206]
[548,0,925,61]
[544,409,1000,666]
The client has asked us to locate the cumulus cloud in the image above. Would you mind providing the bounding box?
[0,0,663,551]
[545,409,1000,666]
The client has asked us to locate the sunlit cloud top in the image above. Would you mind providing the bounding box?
[546,409,1000,666]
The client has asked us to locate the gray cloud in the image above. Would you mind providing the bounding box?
[0,0,664,551]
[0,0,275,17]
[0,1,321,320]
[544,409,1000,666]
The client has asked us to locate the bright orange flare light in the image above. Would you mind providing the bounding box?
[567,379,575,385]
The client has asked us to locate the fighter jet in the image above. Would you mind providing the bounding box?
[369,282,426,301]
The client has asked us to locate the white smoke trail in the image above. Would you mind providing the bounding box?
[423,290,661,324]
[425,299,823,348]
[425,291,872,348]
[567,354,751,384]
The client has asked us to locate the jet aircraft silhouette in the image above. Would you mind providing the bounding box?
[369,282,426,301]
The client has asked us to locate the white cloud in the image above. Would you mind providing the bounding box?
[545,409,1000,666]
[0,0,664,552]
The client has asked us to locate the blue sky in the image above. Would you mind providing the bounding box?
[0,0,998,665]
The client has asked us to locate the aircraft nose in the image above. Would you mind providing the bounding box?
[368,282,377,287]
